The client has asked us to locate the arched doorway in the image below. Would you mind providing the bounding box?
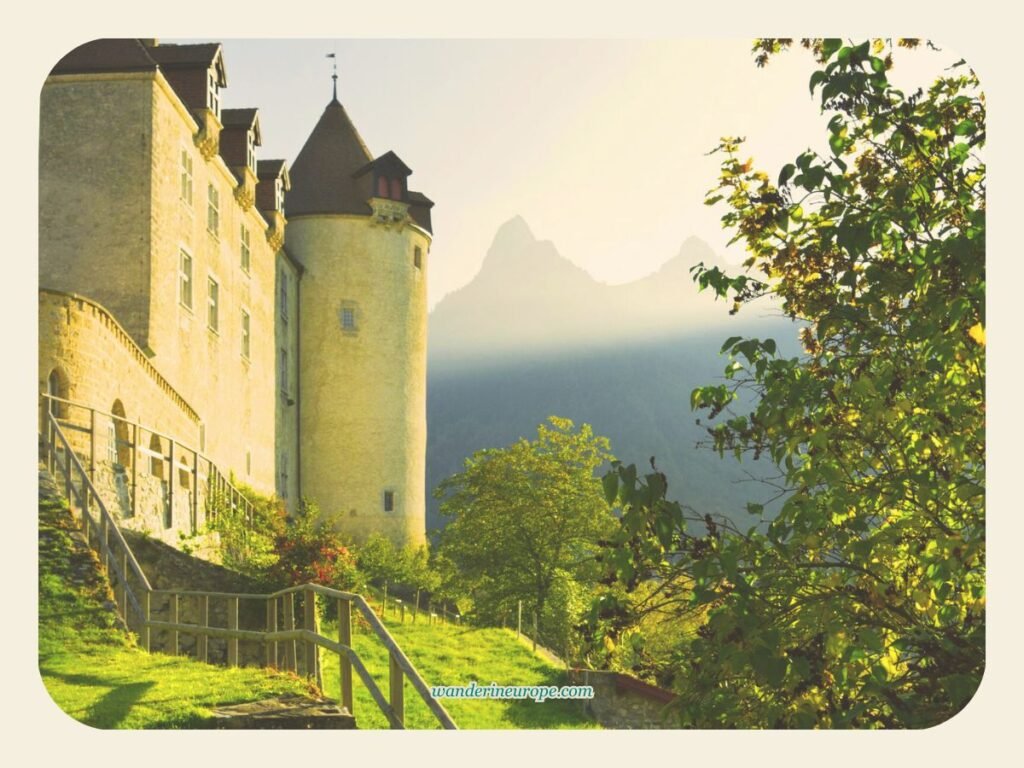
[110,400,131,468]
[149,433,171,528]
[43,367,68,426]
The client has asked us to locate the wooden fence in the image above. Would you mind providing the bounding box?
[41,409,457,730]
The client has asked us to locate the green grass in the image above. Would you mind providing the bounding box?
[38,490,596,730]
[38,495,315,729]
[318,613,598,729]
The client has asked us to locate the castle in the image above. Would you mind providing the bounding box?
[38,39,432,548]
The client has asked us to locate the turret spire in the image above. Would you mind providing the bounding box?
[327,52,337,102]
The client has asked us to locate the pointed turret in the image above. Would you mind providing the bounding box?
[286,99,374,217]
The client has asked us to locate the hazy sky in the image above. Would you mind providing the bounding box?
[176,39,955,308]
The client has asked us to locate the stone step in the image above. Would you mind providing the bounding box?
[206,695,357,729]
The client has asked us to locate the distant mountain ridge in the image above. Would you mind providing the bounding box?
[429,216,740,362]
[425,216,799,533]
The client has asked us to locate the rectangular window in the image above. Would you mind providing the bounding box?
[180,149,193,206]
[275,178,284,213]
[240,225,251,273]
[280,270,289,321]
[241,309,250,359]
[207,70,220,118]
[341,307,356,331]
[207,276,219,332]
[179,250,193,310]
[279,348,289,396]
[414,246,423,270]
[246,131,256,172]
[106,421,117,464]
[383,490,395,513]
[207,183,219,236]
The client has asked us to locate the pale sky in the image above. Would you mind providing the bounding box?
[173,39,954,308]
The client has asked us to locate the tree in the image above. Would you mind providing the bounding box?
[598,39,984,728]
[435,417,616,642]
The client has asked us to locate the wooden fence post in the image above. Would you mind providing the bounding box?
[131,423,138,517]
[168,440,175,528]
[89,408,96,481]
[141,590,151,652]
[170,593,179,655]
[227,596,239,667]
[118,552,128,619]
[266,597,278,668]
[199,594,209,663]
[338,598,353,713]
[303,589,319,685]
[389,652,405,728]
[284,593,296,672]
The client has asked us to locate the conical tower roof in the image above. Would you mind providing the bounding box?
[287,98,374,217]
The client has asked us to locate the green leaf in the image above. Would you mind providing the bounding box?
[778,163,796,186]
[954,119,977,136]
[602,472,619,505]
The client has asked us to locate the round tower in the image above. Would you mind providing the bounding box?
[286,96,433,547]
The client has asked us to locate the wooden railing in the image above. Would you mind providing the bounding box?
[41,411,457,730]
[41,394,255,533]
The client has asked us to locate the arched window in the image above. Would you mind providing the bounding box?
[390,178,402,200]
[149,433,164,480]
[45,367,68,419]
[377,175,389,198]
[110,400,131,468]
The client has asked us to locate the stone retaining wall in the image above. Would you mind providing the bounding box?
[568,668,678,729]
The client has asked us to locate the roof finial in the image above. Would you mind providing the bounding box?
[326,52,337,102]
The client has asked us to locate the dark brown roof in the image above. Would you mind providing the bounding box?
[353,150,413,179]
[258,159,290,185]
[221,108,261,144]
[407,190,434,207]
[147,43,223,74]
[50,38,158,76]
[286,99,375,217]
[221,108,258,128]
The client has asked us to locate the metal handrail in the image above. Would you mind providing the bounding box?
[40,410,457,730]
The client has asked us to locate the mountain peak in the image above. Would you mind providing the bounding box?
[492,215,536,248]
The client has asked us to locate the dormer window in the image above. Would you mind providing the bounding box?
[377,176,389,199]
[207,70,220,119]
[246,131,256,173]
[275,178,285,213]
[390,178,402,200]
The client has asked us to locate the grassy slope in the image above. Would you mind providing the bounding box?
[38,486,595,730]
[319,614,597,730]
[38,493,315,729]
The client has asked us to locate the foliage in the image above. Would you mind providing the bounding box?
[358,532,441,596]
[204,480,285,577]
[598,38,984,728]
[267,499,360,590]
[435,417,617,643]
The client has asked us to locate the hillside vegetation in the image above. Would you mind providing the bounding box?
[38,480,318,729]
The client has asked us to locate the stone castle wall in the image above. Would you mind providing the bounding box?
[39,290,204,545]
[40,69,279,499]
[39,73,155,347]
[144,79,278,497]
[287,213,430,546]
